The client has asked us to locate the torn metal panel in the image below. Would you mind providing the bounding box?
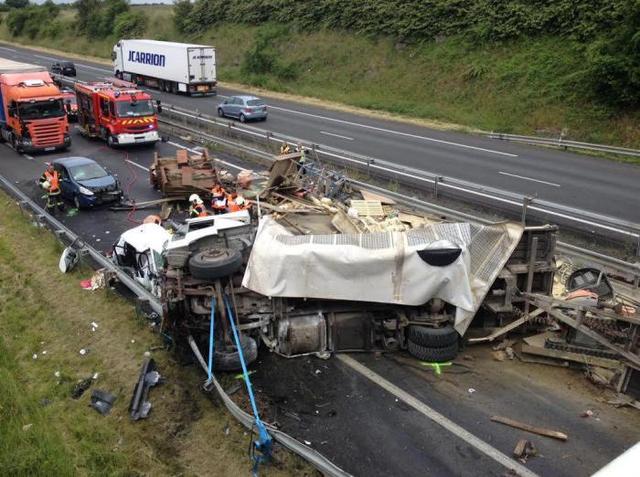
[242,216,523,335]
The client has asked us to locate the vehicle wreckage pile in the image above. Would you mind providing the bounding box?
[111,149,640,398]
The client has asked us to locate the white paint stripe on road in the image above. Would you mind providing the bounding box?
[320,131,354,141]
[0,46,16,52]
[166,141,244,171]
[33,53,59,62]
[498,171,560,187]
[267,104,518,157]
[31,53,111,74]
[125,159,149,172]
[23,154,34,161]
[337,355,539,477]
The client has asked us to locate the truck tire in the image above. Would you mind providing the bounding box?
[407,339,459,362]
[215,334,258,371]
[407,325,458,347]
[189,248,243,280]
[107,134,116,148]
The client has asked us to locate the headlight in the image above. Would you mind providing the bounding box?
[78,186,94,196]
[22,138,32,145]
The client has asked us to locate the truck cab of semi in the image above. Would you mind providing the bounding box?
[0,64,71,153]
[75,80,160,147]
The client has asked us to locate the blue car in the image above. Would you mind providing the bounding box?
[53,157,123,209]
[217,95,268,122]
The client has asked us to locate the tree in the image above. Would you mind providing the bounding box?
[5,0,28,9]
[173,0,193,34]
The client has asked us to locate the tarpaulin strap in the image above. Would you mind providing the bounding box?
[223,295,273,476]
[207,296,216,383]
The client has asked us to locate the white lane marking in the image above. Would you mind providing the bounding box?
[320,131,354,141]
[337,355,539,477]
[31,53,111,74]
[267,104,518,157]
[0,46,16,52]
[125,159,149,172]
[498,171,560,187]
[33,53,59,62]
[166,141,244,171]
[23,154,34,161]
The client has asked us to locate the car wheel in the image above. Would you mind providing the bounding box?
[407,325,458,348]
[239,113,246,123]
[217,108,224,118]
[215,334,258,371]
[188,248,243,280]
[73,195,81,210]
[407,339,459,362]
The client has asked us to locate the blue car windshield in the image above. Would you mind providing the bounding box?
[69,163,108,181]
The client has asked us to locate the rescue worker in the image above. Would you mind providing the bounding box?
[210,183,228,214]
[226,192,249,212]
[188,194,207,218]
[39,163,65,214]
[279,143,291,155]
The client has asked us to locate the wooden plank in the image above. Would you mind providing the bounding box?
[490,416,568,441]
[360,189,396,205]
[351,199,385,216]
[176,149,188,165]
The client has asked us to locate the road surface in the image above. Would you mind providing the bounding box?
[1,42,638,223]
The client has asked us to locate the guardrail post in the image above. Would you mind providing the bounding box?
[521,196,533,226]
[434,176,443,199]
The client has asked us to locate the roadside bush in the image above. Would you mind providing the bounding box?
[172,0,193,34]
[241,25,298,81]
[114,10,147,38]
[76,0,129,38]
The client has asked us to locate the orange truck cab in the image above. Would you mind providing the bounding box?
[75,80,160,148]
[0,59,71,153]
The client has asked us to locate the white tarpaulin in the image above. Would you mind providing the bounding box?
[242,216,524,334]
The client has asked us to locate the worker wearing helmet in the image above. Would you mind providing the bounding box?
[39,163,65,214]
[280,143,291,155]
[188,194,207,218]
[211,183,228,214]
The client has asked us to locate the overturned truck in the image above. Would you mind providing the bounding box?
[113,154,557,369]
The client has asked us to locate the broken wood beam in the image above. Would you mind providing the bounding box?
[490,415,568,441]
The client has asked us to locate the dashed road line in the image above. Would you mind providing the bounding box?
[337,354,539,477]
[320,131,354,141]
[498,171,560,187]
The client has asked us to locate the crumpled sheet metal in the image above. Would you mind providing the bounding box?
[242,216,523,335]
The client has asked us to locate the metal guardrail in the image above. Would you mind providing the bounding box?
[487,132,640,158]
[158,104,640,255]
[0,171,351,477]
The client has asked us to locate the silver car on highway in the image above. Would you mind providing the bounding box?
[217,95,268,122]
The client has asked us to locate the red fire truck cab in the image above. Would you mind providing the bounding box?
[75,80,160,147]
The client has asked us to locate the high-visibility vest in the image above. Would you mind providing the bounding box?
[190,204,207,217]
[45,170,60,193]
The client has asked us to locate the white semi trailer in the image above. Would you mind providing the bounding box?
[112,39,217,95]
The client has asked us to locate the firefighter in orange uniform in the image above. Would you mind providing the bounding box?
[188,194,208,218]
[226,193,249,212]
[39,163,65,213]
[211,183,228,214]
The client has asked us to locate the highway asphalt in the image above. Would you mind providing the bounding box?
[0,43,638,223]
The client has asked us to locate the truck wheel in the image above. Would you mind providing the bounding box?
[189,248,243,280]
[107,135,116,148]
[215,335,258,371]
[217,108,224,118]
[407,339,459,362]
[407,325,458,347]
[239,113,246,123]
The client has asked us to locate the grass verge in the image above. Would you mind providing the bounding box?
[0,189,309,476]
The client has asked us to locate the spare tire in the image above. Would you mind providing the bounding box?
[215,335,258,371]
[407,339,459,362]
[407,325,458,347]
[189,248,242,280]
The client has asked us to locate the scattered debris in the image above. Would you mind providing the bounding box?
[80,269,110,290]
[491,415,568,441]
[58,246,79,273]
[71,378,93,399]
[79,348,87,356]
[513,439,537,463]
[492,351,506,362]
[22,424,33,432]
[468,388,476,394]
[32,353,37,360]
[581,409,594,418]
[129,359,162,421]
[90,389,116,416]
[606,394,640,410]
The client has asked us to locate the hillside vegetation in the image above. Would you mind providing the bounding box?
[1,1,639,147]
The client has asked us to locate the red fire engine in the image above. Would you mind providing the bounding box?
[75,79,160,147]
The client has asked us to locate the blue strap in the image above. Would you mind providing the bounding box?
[223,295,272,475]
[207,297,216,382]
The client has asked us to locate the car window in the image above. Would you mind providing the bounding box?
[247,99,264,106]
[233,97,243,105]
[68,163,108,181]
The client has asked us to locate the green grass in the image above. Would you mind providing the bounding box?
[1,5,639,149]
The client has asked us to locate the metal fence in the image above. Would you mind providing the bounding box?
[487,132,640,158]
